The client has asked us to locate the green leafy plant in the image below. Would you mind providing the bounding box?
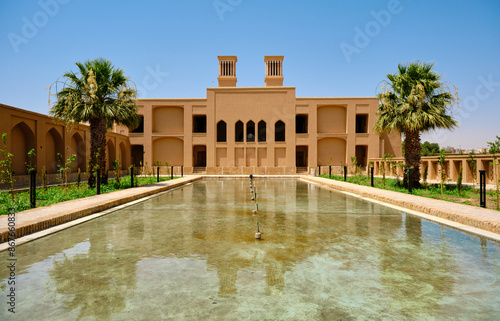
[112,159,121,188]
[391,161,403,184]
[25,148,37,172]
[367,161,374,178]
[468,151,477,189]
[380,154,393,186]
[90,149,102,186]
[487,136,500,209]
[379,162,386,186]
[65,154,76,187]
[0,133,15,199]
[340,160,344,177]
[57,153,76,189]
[386,155,396,178]
[350,156,362,177]
[165,161,172,177]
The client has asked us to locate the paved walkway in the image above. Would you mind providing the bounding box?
[0,176,202,243]
[303,176,500,237]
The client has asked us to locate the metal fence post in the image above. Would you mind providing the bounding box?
[96,168,101,195]
[344,166,347,181]
[479,170,486,208]
[30,169,36,208]
[171,166,173,179]
[371,167,374,187]
[130,166,134,188]
[157,166,160,182]
[329,165,331,178]
[181,165,184,177]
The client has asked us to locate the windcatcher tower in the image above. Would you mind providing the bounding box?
[217,56,237,87]
[264,56,284,86]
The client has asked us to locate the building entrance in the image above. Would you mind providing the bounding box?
[296,146,308,167]
[193,145,207,167]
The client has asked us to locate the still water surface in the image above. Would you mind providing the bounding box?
[1,178,499,320]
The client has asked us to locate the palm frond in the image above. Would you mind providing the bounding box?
[48,58,138,127]
[374,61,458,135]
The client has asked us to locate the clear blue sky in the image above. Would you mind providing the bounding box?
[1,0,499,149]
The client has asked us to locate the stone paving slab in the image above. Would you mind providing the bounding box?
[0,176,202,243]
[302,176,500,236]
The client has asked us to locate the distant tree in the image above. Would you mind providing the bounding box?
[421,141,440,156]
[375,62,458,188]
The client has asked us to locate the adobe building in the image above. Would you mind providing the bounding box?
[127,56,402,175]
[0,103,130,185]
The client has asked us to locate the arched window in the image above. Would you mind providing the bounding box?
[275,120,285,142]
[258,121,266,142]
[246,121,255,142]
[217,121,226,142]
[235,121,244,142]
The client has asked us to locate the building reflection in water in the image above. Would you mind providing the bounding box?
[1,179,499,320]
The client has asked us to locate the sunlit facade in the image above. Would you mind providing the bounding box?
[127,56,402,174]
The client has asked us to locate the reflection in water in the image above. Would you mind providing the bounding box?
[0,178,499,320]
[379,213,457,319]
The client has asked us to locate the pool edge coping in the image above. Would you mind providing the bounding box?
[0,176,202,250]
[301,176,500,242]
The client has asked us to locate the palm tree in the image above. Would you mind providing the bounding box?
[374,62,458,187]
[50,58,139,187]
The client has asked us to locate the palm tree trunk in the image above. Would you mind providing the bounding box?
[404,129,421,188]
[88,117,108,187]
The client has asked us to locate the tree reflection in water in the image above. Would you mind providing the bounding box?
[49,221,140,320]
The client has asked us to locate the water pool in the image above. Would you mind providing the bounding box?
[1,178,499,320]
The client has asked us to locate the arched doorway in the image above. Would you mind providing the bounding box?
[70,132,86,172]
[107,139,116,171]
[119,142,128,168]
[45,127,64,174]
[11,122,36,175]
